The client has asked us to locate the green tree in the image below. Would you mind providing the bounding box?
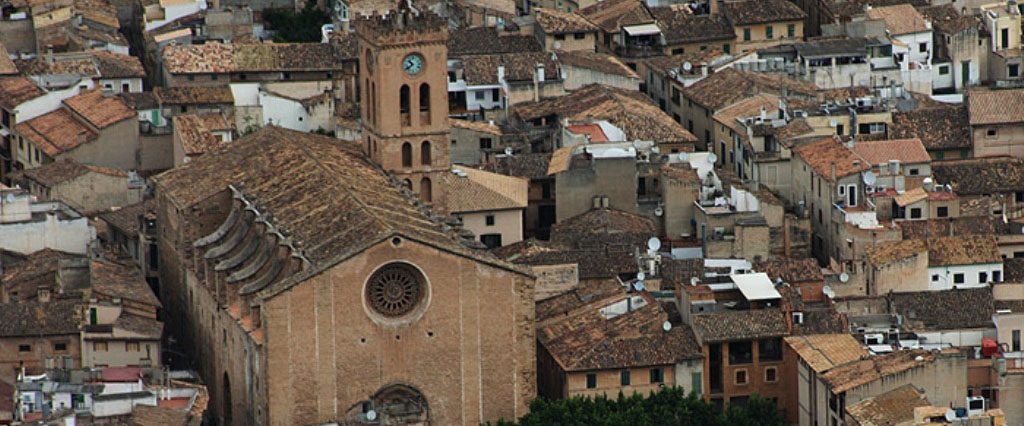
[262,3,330,43]
[488,387,784,426]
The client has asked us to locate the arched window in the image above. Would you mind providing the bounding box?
[419,83,431,125]
[401,142,412,168]
[402,179,412,189]
[370,81,376,126]
[400,85,410,114]
[420,177,432,202]
[420,140,431,166]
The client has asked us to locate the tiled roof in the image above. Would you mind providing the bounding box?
[539,291,702,371]
[926,235,1001,266]
[448,27,542,57]
[681,68,818,110]
[485,152,551,180]
[16,51,144,79]
[513,84,697,143]
[650,6,734,44]
[850,138,930,165]
[645,49,729,77]
[1,249,76,302]
[578,0,654,34]
[63,90,135,129]
[15,109,97,157]
[889,287,994,331]
[130,404,193,426]
[691,308,788,343]
[444,167,528,213]
[0,77,44,110]
[722,0,806,25]
[449,118,504,135]
[153,127,527,298]
[15,158,124,188]
[933,157,1024,195]
[117,92,159,110]
[792,136,871,181]
[0,299,81,337]
[845,384,929,426]
[552,207,656,246]
[822,349,935,393]
[659,258,704,288]
[461,52,557,85]
[98,199,154,237]
[1004,258,1024,283]
[784,334,868,373]
[866,239,926,266]
[770,118,816,142]
[555,50,638,79]
[919,4,979,34]
[897,216,995,240]
[754,258,823,283]
[865,4,930,35]
[91,260,161,307]
[713,94,780,141]
[967,88,1024,125]
[173,114,223,156]
[161,42,355,74]
[154,86,234,105]
[536,278,622,321]
[534,7,598,34]
[0,42,18,75]
[890,105,971,151]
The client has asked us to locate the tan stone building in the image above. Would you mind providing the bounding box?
[722,0,806,54]
[967,88,1024,158]
[12,159,144,215]
[531,7,598,51]
[152,123,536,425]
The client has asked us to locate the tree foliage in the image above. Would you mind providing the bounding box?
[488,387,785,426]
[262,3,330,43]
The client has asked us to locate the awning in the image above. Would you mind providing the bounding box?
[731,273,782,301]
[623,23,661,36]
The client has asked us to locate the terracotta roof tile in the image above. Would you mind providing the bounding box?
[555,50,638,78]
[15,158,124,188]
[91,260,161,308]
[919,4,979,34]
[0,43,17,75]
[850,138,930,165]
[889,287,994,331]
[650,5,734,44]
[967,88,1024,125]
[933,156,1024,195]
[865,4,929,35]
[865,238,925,266]
[784,334,868,373]
[897,216,994,240]
[793,136,871,181]
[713,93,780,141]
[926,234,1001,266]
[154,86,234,105]
[722,0,806,25]
[0,77,44,110]
[755,258,823,284]
[845,384,929,425]
[822,349,935,393]
[448,27,542,57]
[444,167,528,213]
[461,52,557,85]
[1,249,77,302]
[161,42,356,74]
[514,84,697,143]
[15,51,144,79]
[173,114,224,156]
[63,90,135,128]
[485,152,550,179]
[0,299,81,337]
[682,68,818,110]
[15,109,97,157]
[449,118,504,135]
[534,7,598,34]
[98,199,153,237]
[691,308,788,343]
[578,0,654,34]
[890,105,971,150]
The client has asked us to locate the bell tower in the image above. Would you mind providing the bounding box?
[356,2,450,208]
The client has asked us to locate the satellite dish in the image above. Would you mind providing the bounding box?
[944,410,957,422]
[707,152,718,164]
[662,321,672,332]
[862,171,876,186]
[504,146,513,156]
[647,237,662,251]
[690,277,700,286]
[553,41,561,49]
[366,410,378,421]
[822,285,836,299]
[654,206,664,216]
[636,272,646,281]
[839,272,850,283]
[633,281,646,292]
[677,152,689,161]
[682,61,692,72]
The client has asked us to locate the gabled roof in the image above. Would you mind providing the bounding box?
[890,105,971,151]
[967,88,1024,125]
[754,258,823,284]
[154,86,234,105]
[447,27,542,57]
[681,67,817,110]
[822,349,935,393]
[691,308,788,343]
[0,42,18,75]
[91,260,161,308]
[63,90,135,129]
[919,4,979,34]
[866,239,926,266]
[513,84,697,143]
[444,167,528,213]
[889,287,994,331]
[0,299,81,337]
[161,42,356,74]
[650,6,734,44]
[98,199,154,237]
[15,158,125,188]
[933,156,1024,195]
[0,77,44,110]
[792,136,871,181]
[926,234,1001,266]
[784,334,868,373]
[850,138,930,165]
[173,114,224,156]
[722,0,806,25]
[533,7,598,34]
[555,50,638,79]
[897,216,994,240]
[461,52,557,85]
[865,4,930,35]
[578,0,653,34]
[15,109,97,157]
[845,384,929,425]
[15,50,144,79]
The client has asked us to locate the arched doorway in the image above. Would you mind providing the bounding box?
[222,372,233,425]
[347,383,430,425]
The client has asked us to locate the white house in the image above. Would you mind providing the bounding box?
[926,235,1003,290]
[0,189,95,255]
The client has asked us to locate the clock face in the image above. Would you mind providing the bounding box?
[403,54,424,75]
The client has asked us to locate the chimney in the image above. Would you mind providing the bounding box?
[45,45,53,65]
[601,195,610,208]
[37,288,50,303]
[536,63,545,82]
[759,106,767,121]
[497,64,506,83]
[593,196,602,209]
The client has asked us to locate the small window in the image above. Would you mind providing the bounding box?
[743,28,751,41]
[574,32,585,40]
[620,370,631,386]
[187,75,195,81]
[211,74,218,81]
[283,72,291,80]
[18,345,30,352]
[919,42,927,53]
[980,272,989,283]
[54,343,67,351]
[939,65,950,75]
[908,168,919,176]
[1016,191,1024,203]
[586,373,597,389]
[479,138,492,149]
[554,34,565,41]
[1010,64,1020,78]
[735,369,748,385]
[94,342,108,351]
[765,26,774,39]
[650,368,664,383]
[765,367,777,383]
[954,273,965,284]
[987,129,998,138]
[994,271,1002,282]
[485,214,495,226]
[474,91,485,100]
[932,274,939,282]
[937,206,949,218]
[910,208,922,219]
[792,312,803,324]
[787,24,795,38]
